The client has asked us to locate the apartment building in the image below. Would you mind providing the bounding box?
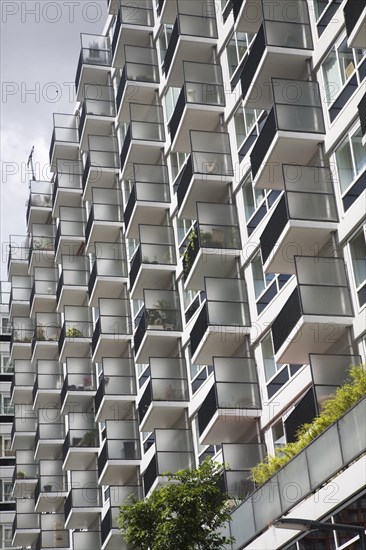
[0,283,15,549]
[7,0,366,548]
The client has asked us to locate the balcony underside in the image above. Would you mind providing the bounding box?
[83,167,118,202]
[57,287,87,312]
[253,133,324,189]
[102,530,126,550]
[139,402,188,433]
[65,507,101,530]
[95,397,134,423]
[121,141,164,179]
[275,316,353,365]
[184,249,239,291]
[12,529,40,548]
[79,116,114,151]
[50,143,78,173]
[13,478,37,498]
[347,10,366,49]
[56,236,84,262]
[191,325,251,365]
[92,335,132,362]
[35,439,64,461]
[263,221,338,275]
[200,408,262,445]
[8,259,29,277]
[125,202,168,240]
[63,447,98,471]
[117,82,158,123]
[178,174,231,221]
[61,391,95,415]
[98,461,139,486]
[243,49,312,109]
[33,389,60,409]
[29,250,55,272]
[31,341,58,361]
[159,0,177,23]
[135,331,180,364]
[234,0,261,33]
[76,64,110,102]
[170,105,223,153]
[112,27,151,68]
[165,37,217,88]
[85,222,123,253]
[59,339,91,363]
[30,295,56,317]
[53,188,82,219]
[27,206,51,228]
[35,491,67,513]
[10,343,32,362]
[11,433,35,451]
[12,387,33,405]
[130,265,175,300]
[89,276,128,308]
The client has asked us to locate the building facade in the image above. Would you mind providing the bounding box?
[0,283,15,549]
[7,0,366,548]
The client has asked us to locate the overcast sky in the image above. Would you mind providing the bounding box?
[0,0,107,280]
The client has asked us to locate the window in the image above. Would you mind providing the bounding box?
[1,317,11,335]
[272,420,286,450]
[0,525,12,548]
[158,24,173,64]
[227,32,254,77]
[164,87,181,121]
[313,0,330,20]
[322,38,356,103]
[334,124,366,194]
[349,228,366,308]
[242,176,281,235]
[0,396,13,415]
[251,253,275,299]
[0,354,12,373]
[0,480,12,502]
[261,333,277,381]
[170,151,188,182]
[234,105,262,151]
[0,437,13,457]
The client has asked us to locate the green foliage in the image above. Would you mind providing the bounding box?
[183,229,197,275]
[251,364,366,485]
[118,458,234,550]
[66,327,83,338]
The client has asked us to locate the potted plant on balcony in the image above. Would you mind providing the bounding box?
[66,327,83,338]
[183,229,197,275]
[36,324,45,340]
[77,429,98,447]
[43,483,52,492]
[16,471,27,479]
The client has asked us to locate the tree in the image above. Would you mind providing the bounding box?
[118,458,234,550]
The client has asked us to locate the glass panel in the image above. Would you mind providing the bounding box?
[306,424,343,487]
[252,477,282,532]
[338,398,366,463]
[335,135,354,192]
[350,230,366,288]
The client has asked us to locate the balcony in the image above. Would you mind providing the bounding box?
[28,224,55,271]
[85,188,123,251]
[32,360,62,408]
[183,203,241,291]
[49,113,79,172]
[94,357,136,422]
[79,85,116,149]
[344,0,366,48]
[138,357,189,432]
[75,34,112,101]
[129,225,177,299]
[35,460,67,512]
[124,163,170,239]
[143,429,195,496]
[101,487,142,549]
[26,180,52,230]
[120,104,165,175]
[98,419,141,485]
[163,2,218,86]
[12,498,40,547]
[92,298,132,361]
[222,443,266,501]
[31,313,61,361]
[73,531,101,550]
[52,159,83,217]
[56,255,88,311]
[169,62,225,151]
[11,414,37,451]
[62,416,99,470]
[10,318,34,361]
[197,357,261,444]
[359,92,366,145]
[260,165,338,274]
[116,45,159,121]
[272,256,354,364]
[227,395,366,549]
[190,278,250,365]
[9,276,32,317]
[65,475,102,529]
[35,418,65,461]
[54,206,85,260]
[13,450,39,498]
[250,78,325,189]
[7,235,30,277]
[107,0,120,15]
[232,0,261,33]
[134,289,182,363]
[30,268,57,317]
[112,2,154,67]
[11,360,34,405]
[88,242,128,306]
[239,0,313,107]
[58,306,93,361]
[82,135,120,200]
[61,358,96,413]
[36,528,69,550]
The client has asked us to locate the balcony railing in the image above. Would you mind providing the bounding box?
[49,113,79,164]
[222,443,266,501]
[36,530,69,550]
[26,180,52,223]
[53,159,83,204]
[227,395,366,548]
[85,201,122,244]
[250,79,325,181]
[75,34,111,92]
[79,85,116,138]
[58,319,93,354]
[92,298,132,353]
[36,422,65,445]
